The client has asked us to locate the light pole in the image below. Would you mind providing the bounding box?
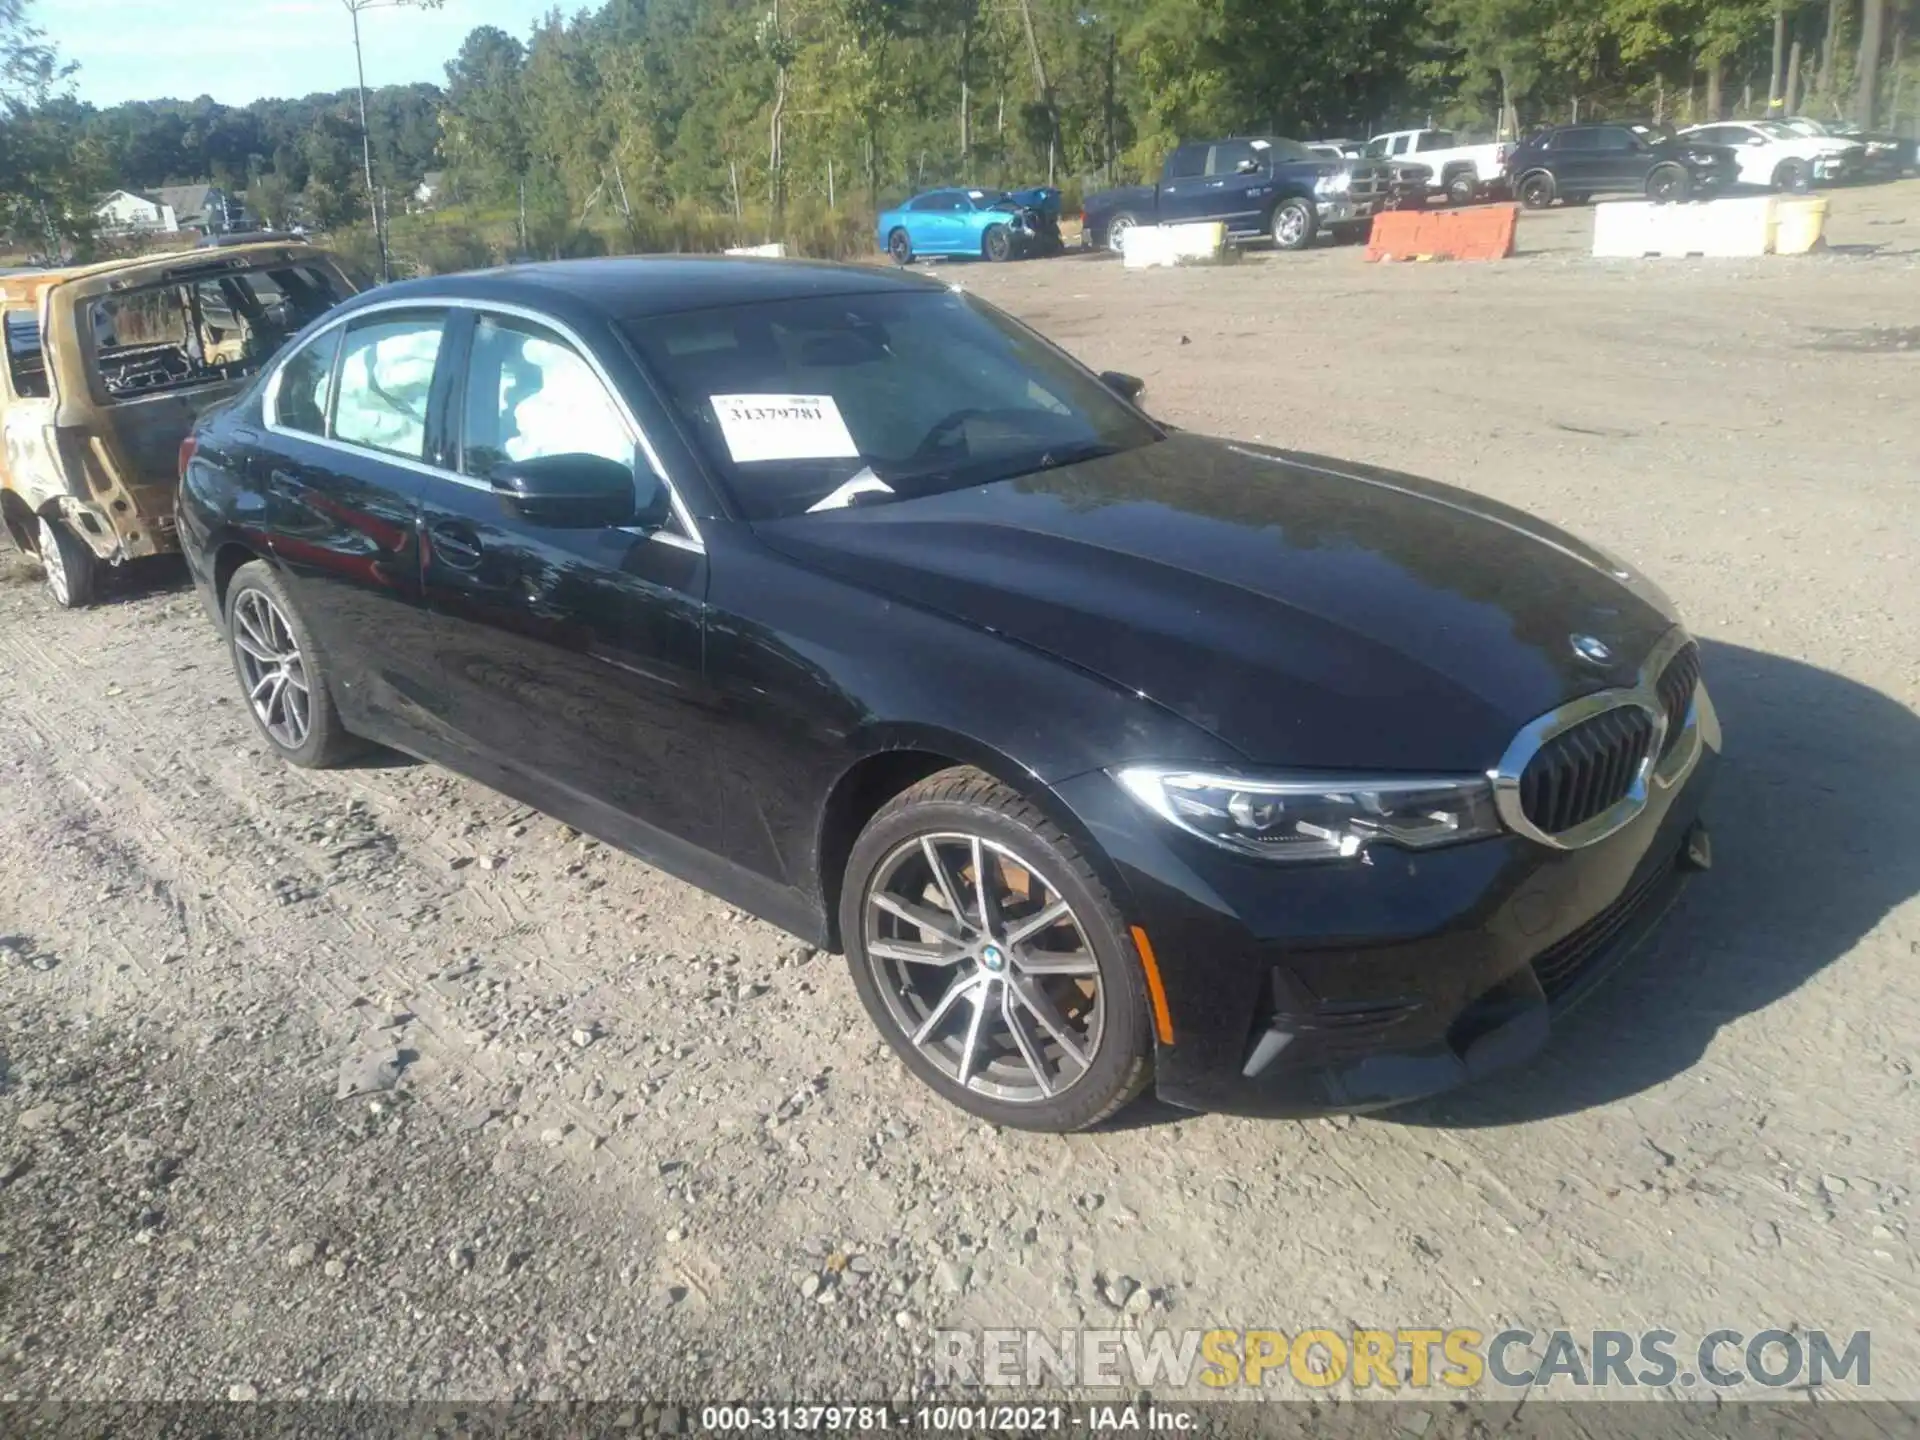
[340,0,443,283]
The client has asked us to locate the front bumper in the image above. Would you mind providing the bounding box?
[1316,195,1383,224]
[1051,691,1720,1117]
[1813,156,1848,180]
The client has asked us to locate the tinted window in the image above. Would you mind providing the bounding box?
[333,314,445,460]
[4,311,47,399]
[1415,131,1457,152]
[461,315,632,481]
[1556,128,1601,151]
[622,289,1160,522]
[273,328,341,436]
[1166,146,1207,179]
[1207,140,1263,176]
[1364,136,1392,157]
[1595,127,1638,152]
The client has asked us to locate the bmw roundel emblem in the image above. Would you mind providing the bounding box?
[1570,634,1613,666]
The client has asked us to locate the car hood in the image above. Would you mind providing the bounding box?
[753,433,1678,772]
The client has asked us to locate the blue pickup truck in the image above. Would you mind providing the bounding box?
[1080,136,1423,253]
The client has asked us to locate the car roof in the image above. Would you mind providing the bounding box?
[359,255,949,324]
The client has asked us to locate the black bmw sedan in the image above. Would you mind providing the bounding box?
[178,257,1718,1132]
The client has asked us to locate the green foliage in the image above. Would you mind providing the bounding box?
[6,0,1916,263]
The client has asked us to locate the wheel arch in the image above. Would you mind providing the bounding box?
[212,537,274,619]
[0,489,36,554]
[813,726,1134,954]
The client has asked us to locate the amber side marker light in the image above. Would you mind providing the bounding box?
[1129,925,1175,1046]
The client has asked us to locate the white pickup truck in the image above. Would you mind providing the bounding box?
[1361,129,1513,205]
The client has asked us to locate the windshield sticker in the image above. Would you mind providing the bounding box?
[1250,139,1271,150]
[710,393,859,464]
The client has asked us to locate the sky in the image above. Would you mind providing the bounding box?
[46,0,560,108]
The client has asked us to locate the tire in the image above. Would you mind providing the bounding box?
[981,223,1014,263]
[223,560,364,769]
[1646,164,1690,203]
[1331,221,1371,245]
[887,228,913,267]
[840,766,1153,1133]
[1104,211,1139,254]
[36,514,97,609]
[1445,172,1479,206]
[1772,158,1811,194]
[1516,170,1557,209]
[1269,196,1317,251]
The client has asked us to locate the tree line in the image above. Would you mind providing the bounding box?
[5,0,1918,254]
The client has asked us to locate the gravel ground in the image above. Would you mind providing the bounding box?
[2,183,1917,1408]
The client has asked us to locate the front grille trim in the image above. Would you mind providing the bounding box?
[1491,626,1704,852]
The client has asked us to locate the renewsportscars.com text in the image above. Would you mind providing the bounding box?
[934,1327,1872,1394]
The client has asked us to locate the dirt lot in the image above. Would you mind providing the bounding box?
[2,184,1917,1410]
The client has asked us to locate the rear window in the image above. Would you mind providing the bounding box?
[1416,131,1457,151]
[84,262,345,404]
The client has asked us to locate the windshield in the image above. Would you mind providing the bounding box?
[1785,119,1830,136]
[623,288,1162,521]
[1755,121,1801,140]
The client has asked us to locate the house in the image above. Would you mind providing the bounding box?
[153,184,238,234]
[95,190,178,235]
[413,170,447,210]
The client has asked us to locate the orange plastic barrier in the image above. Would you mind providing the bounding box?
[1366,203,1519,263]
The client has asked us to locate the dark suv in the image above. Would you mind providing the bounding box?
[1506,123,1739,208]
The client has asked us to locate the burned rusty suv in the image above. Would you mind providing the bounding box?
[1,243,355,607]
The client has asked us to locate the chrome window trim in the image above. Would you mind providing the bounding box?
[1489,626,1708,851]
[260,295,704,551]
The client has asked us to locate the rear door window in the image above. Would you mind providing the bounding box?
[4,311,47,399]
[332,313,447,461]
[1165,145,1207,180]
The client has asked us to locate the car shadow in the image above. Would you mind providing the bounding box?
[1391,638,1920,1128]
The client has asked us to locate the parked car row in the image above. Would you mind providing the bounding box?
[3,247,1719,1131]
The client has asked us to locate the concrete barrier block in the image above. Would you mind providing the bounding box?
[1592,198,1776,258]
[1122,222,1228,268]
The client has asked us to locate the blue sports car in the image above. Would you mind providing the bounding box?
[877,186,1065,266]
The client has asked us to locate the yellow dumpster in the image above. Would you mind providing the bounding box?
[1772,197,1829,255]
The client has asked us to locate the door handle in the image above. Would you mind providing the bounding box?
[428,519,484,570]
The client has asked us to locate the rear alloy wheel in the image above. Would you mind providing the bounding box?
[1646,164,1690,204]
[887,228,913,267]
[1105,212,1139,254]
[842,767,1152,1132]
[1772,158,1811,194]
[1517,171,1557,209]
[224,560,363,769]
[981,223,1014,263]
[1270,197,1317,251]
[36,514,97,609]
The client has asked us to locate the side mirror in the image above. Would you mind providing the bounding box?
[1099,370,1146,404]
[491,453,640,530]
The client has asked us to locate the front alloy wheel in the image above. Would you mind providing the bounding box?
[842,767,1152,1131]
[1271,198,1316,251]
[982,224,1015,263]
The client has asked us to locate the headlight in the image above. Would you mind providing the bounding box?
[1114,767,1502,862]
[1314,170,1352,196]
